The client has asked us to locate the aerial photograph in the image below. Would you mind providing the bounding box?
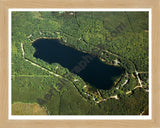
[11,10,149,115]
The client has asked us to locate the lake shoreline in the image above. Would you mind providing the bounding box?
[32,37,124,90]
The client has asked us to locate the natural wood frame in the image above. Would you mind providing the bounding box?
[0,0,160,127]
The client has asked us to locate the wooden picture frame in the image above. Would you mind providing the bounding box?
[0,0,160,127]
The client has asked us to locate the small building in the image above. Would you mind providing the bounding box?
[55,66,59,69]
[74,79,78,82]
[125,72,129,78]
[69,12,74,15]
[114,59,120,65]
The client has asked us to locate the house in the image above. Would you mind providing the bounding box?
[114,59,120,65]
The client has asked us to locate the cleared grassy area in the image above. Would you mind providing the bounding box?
[12,102,48,115]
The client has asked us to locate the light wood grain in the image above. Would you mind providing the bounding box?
[0,0,160,127]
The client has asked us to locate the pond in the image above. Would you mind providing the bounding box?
[32,39,123,90]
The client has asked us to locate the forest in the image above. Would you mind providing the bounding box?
[11,11,149,115]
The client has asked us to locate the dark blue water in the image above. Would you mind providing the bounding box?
[32,39,123,90]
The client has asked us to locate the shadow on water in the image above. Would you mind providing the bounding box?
[32,39,123,90]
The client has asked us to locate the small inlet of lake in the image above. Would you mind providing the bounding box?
[32,39,123,90]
